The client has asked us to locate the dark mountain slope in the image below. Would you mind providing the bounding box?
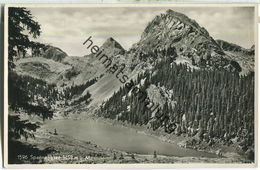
[99,58,254,158]
[97,10,255,159]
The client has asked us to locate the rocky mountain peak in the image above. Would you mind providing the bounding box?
[250,45,255,50]
[100,37,126,56]
[130,9,242,72]
[140,9,212,43]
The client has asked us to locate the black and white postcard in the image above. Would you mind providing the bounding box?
[4,4,258,168]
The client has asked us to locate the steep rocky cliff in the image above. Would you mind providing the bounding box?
[129,9,241,72]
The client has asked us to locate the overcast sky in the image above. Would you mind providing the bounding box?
[28,6,255,56]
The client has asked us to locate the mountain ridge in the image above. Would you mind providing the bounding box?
[14,9,255,105]
[129,9,242,72]
[216,39,255,56]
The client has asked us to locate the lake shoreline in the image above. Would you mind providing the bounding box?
[39,109,250,163]
[9,104,251,164]
[15,126,249,164]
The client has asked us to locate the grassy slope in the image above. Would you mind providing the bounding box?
[15,57,71,84]
[62,56,106,86]
[14,55,107,86]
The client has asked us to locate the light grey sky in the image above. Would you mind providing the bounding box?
[28,6,255,56]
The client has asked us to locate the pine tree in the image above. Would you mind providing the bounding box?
[100,58,254,151]
[8,7,44,69]
[8,7,53,142]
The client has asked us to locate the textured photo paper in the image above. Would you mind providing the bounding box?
[4,4,258,168]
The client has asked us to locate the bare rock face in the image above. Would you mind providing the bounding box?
[130,9,241,72]
[100,37,126,57]
[84,37,127,67]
